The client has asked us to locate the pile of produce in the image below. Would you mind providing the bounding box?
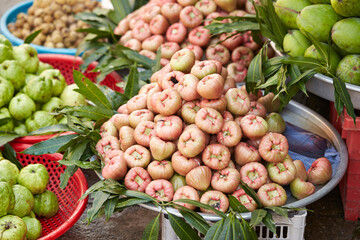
[113,0,272,82]
[0,156,59,240]
[7,0,100,48]
[96,49,333,213]
[274,0,360,85]
[0,36,88,135]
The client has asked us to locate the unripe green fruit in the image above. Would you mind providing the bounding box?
[24,76,53,103]
[0,60,25,91]
[274,0,312,29]
[304,43,341,75]
[9,93,36,121]
[33,190,59,218]
[331,0,360,17]
[0,77,14,108]
[283,30,311,57]
[0,107,13,131]
[25,110,57,132]
[332,18,360,54]
[336,54,360,85]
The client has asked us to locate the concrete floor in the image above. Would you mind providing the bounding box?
[1,1,359,239]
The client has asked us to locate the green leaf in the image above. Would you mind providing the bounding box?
[167,212,201,240]
[174,199,227,218]
[59,165,78,189]
[133,0,149,11]
[67,105,115,121]
[281,57,324,70]
[111,0,132,21]
[0,132,21,146]
[240,181,262,208]
[304,31,328,64]
[3,144,22,170]
[219,215,234,240]
[204,21,260,36]
[104,197,118,221]
[179,209,210,235]
[77,28,113,38]
[240,218,258,240]
[262,212,277,236]
[228,195,249,213]
[58,159,100,170]
[123,190,156,201]
[245,49,264,91]
[204,218,224,240]
[265,206,288,219]
[256,72,279,89]
[332,75,356,123]
[123,50,155,69]
[28,124,71,135]
[153,48,162,73]
[22,134,78,155]
[87,191,111,222]
[250,209,267,227]
[80,181,106,200]
[142,213,160,240]
[24,30,42,44]
[0,118,11,127]
[124,64,140,99]
[116,197,151,209]
[73,70,113,110]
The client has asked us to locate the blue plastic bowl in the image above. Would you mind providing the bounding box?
[0,0,78,55]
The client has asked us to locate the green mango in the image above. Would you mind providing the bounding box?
[274,0,312,29]
[283,30,311,57]
[331,0,360,17]
[332,18,360,54]
[336,55,360,85]
[304,43,341,75]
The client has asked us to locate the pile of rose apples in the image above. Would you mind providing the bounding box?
[96,49,332,213]
[0,158,59,240]
[114,0,272,83]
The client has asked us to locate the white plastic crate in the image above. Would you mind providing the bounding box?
[161,210,307,240]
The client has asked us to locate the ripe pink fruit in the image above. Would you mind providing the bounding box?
[240,115,268,140]
[96,136,120,156]
[231,46,254,67]
[200,96,227,113]
[227,63,247,83]
[149,136,176,161]
[102,154,127,180]
[206,44,231,65]
[200,190,229,213]
[124,39,142,51]
[195,0,217,15]
[150,14,169,35]
[147,160,174,180]
[177,74,201,101]
[170,49,196,73]
[290,178,315,200]
[181,100,201,124]
[161,42,181,59]
[234,142,261,166]
[124,145,151,168]
[202,144,231,170]
[171,151,201,176]
[173,186,200,210]
[225,88,251,115]
[161,2,183,23]
[293,159,307,181]
[134,121,156,147]
[220,32,243,51]
[179,6,203,28]
[211,167,241,193]
[100,121,118,138]
[178,126,206,157]
[307,157,332,185]
[217,120,242,147]
[155,115,183,141]
[197,74,224,100]
[240,162,268,190]
[195,107,224,134]
[161,71,185,90]
[166,23,187,43]
[124,167,152,192]
[129,109,155,128]
[127,94,147,113]
[119,126,135,151]
[185,45,203,60]
[151,89,182,116]
[131,22,151,41]
[191,60,217,80]
[259,133,289,163]
[145,179,174,201]
[188,27,211,47]
[257,183,287,207]
[267,156,296,185]
[232,189,258,212]
[186,166,212,191]
[246,101,267,118]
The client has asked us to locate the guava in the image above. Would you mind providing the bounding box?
[283,30,311,57]
[304,43,341,75]
[309,0,330,2]
[60,84,87,107]
[336,54,360,85]
[0,215,27,240]
[8,94,36,121]
[13,44,39,74]
[0,44,13,64]
[332,18,360,54]
[22,216,42,240]
[24,74,36,84]
[8,185,34,218]
[0,108,13,132]
[0,77,14,108]
[0,35,12,49]
[0,181,15,217]
[274,0,312,29]
[0,60,25,91]
[40,69,66,96]
[42,97,62,112]
[17,164,49,195]
[331,0,360,17]
[0,160,19,186]
[297,4,342,42]
[33,190,59,218]
[13,124,28,136]
[25,111,57,133]
[24,76,53,103]
[36,61,53,75]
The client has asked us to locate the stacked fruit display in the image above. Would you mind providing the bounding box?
[113,0,270,83]
[0,159,59,240]
[275,0,360,85]
[7,0,100,48]
[95,49,333,213]
[0,36,88,135]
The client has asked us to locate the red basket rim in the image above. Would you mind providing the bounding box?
[11,143,89,240]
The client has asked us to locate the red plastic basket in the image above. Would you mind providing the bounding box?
[11,143,89,240]
[12,54,122,144]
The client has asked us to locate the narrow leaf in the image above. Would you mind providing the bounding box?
[123,50,155,69]
[262,212,277,236]
[29,124,71,135]
[111,0,131,20]
[265,206,288,219]
[240,218,258,240]
[22,134,78,155]
[228,195,249,213]
[24,30,42,44]
[219,215,233,240]
[175,199,227,218]
[116,197,151,209]
[80,181,105,200]
[250,209,267,227]
[204,219,224,240]
[73,70,113,110]
[3,144,22,170]
[179,209,210,235]
[59,165,78,189]
[0,133,21,146]
[70,105,115,120]
[304,31,328,64]
[332,75,356,123]
[124,64,140,99]
[104,196,118,220]
[240,181,262,208]
[123,190,156,201]
[0,118,11,127]
[142,213,160,240]
[281,57,324,69]
[167,212,201,240]
[87,191,111,222]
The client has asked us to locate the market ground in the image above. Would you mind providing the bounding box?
[1,1,360,239]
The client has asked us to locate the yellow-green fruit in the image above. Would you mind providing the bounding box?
[296,4,342,42]
[304,43,341,75]
[336,55,360,86]
[309,0,329,3]
[33,190,59,218]
[60,84,87,107]
[22,216,42,240]
[0,159,19,186]
[332,18,360,54]
[283,30,311,57]
[0,181,15,217]
[331,0,360,17]
[8,185,34,217]
[274,0,312,29]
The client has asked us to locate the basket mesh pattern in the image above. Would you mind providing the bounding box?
[17,152,87,239]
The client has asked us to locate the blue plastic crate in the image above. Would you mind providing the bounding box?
[0,0,78,55]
